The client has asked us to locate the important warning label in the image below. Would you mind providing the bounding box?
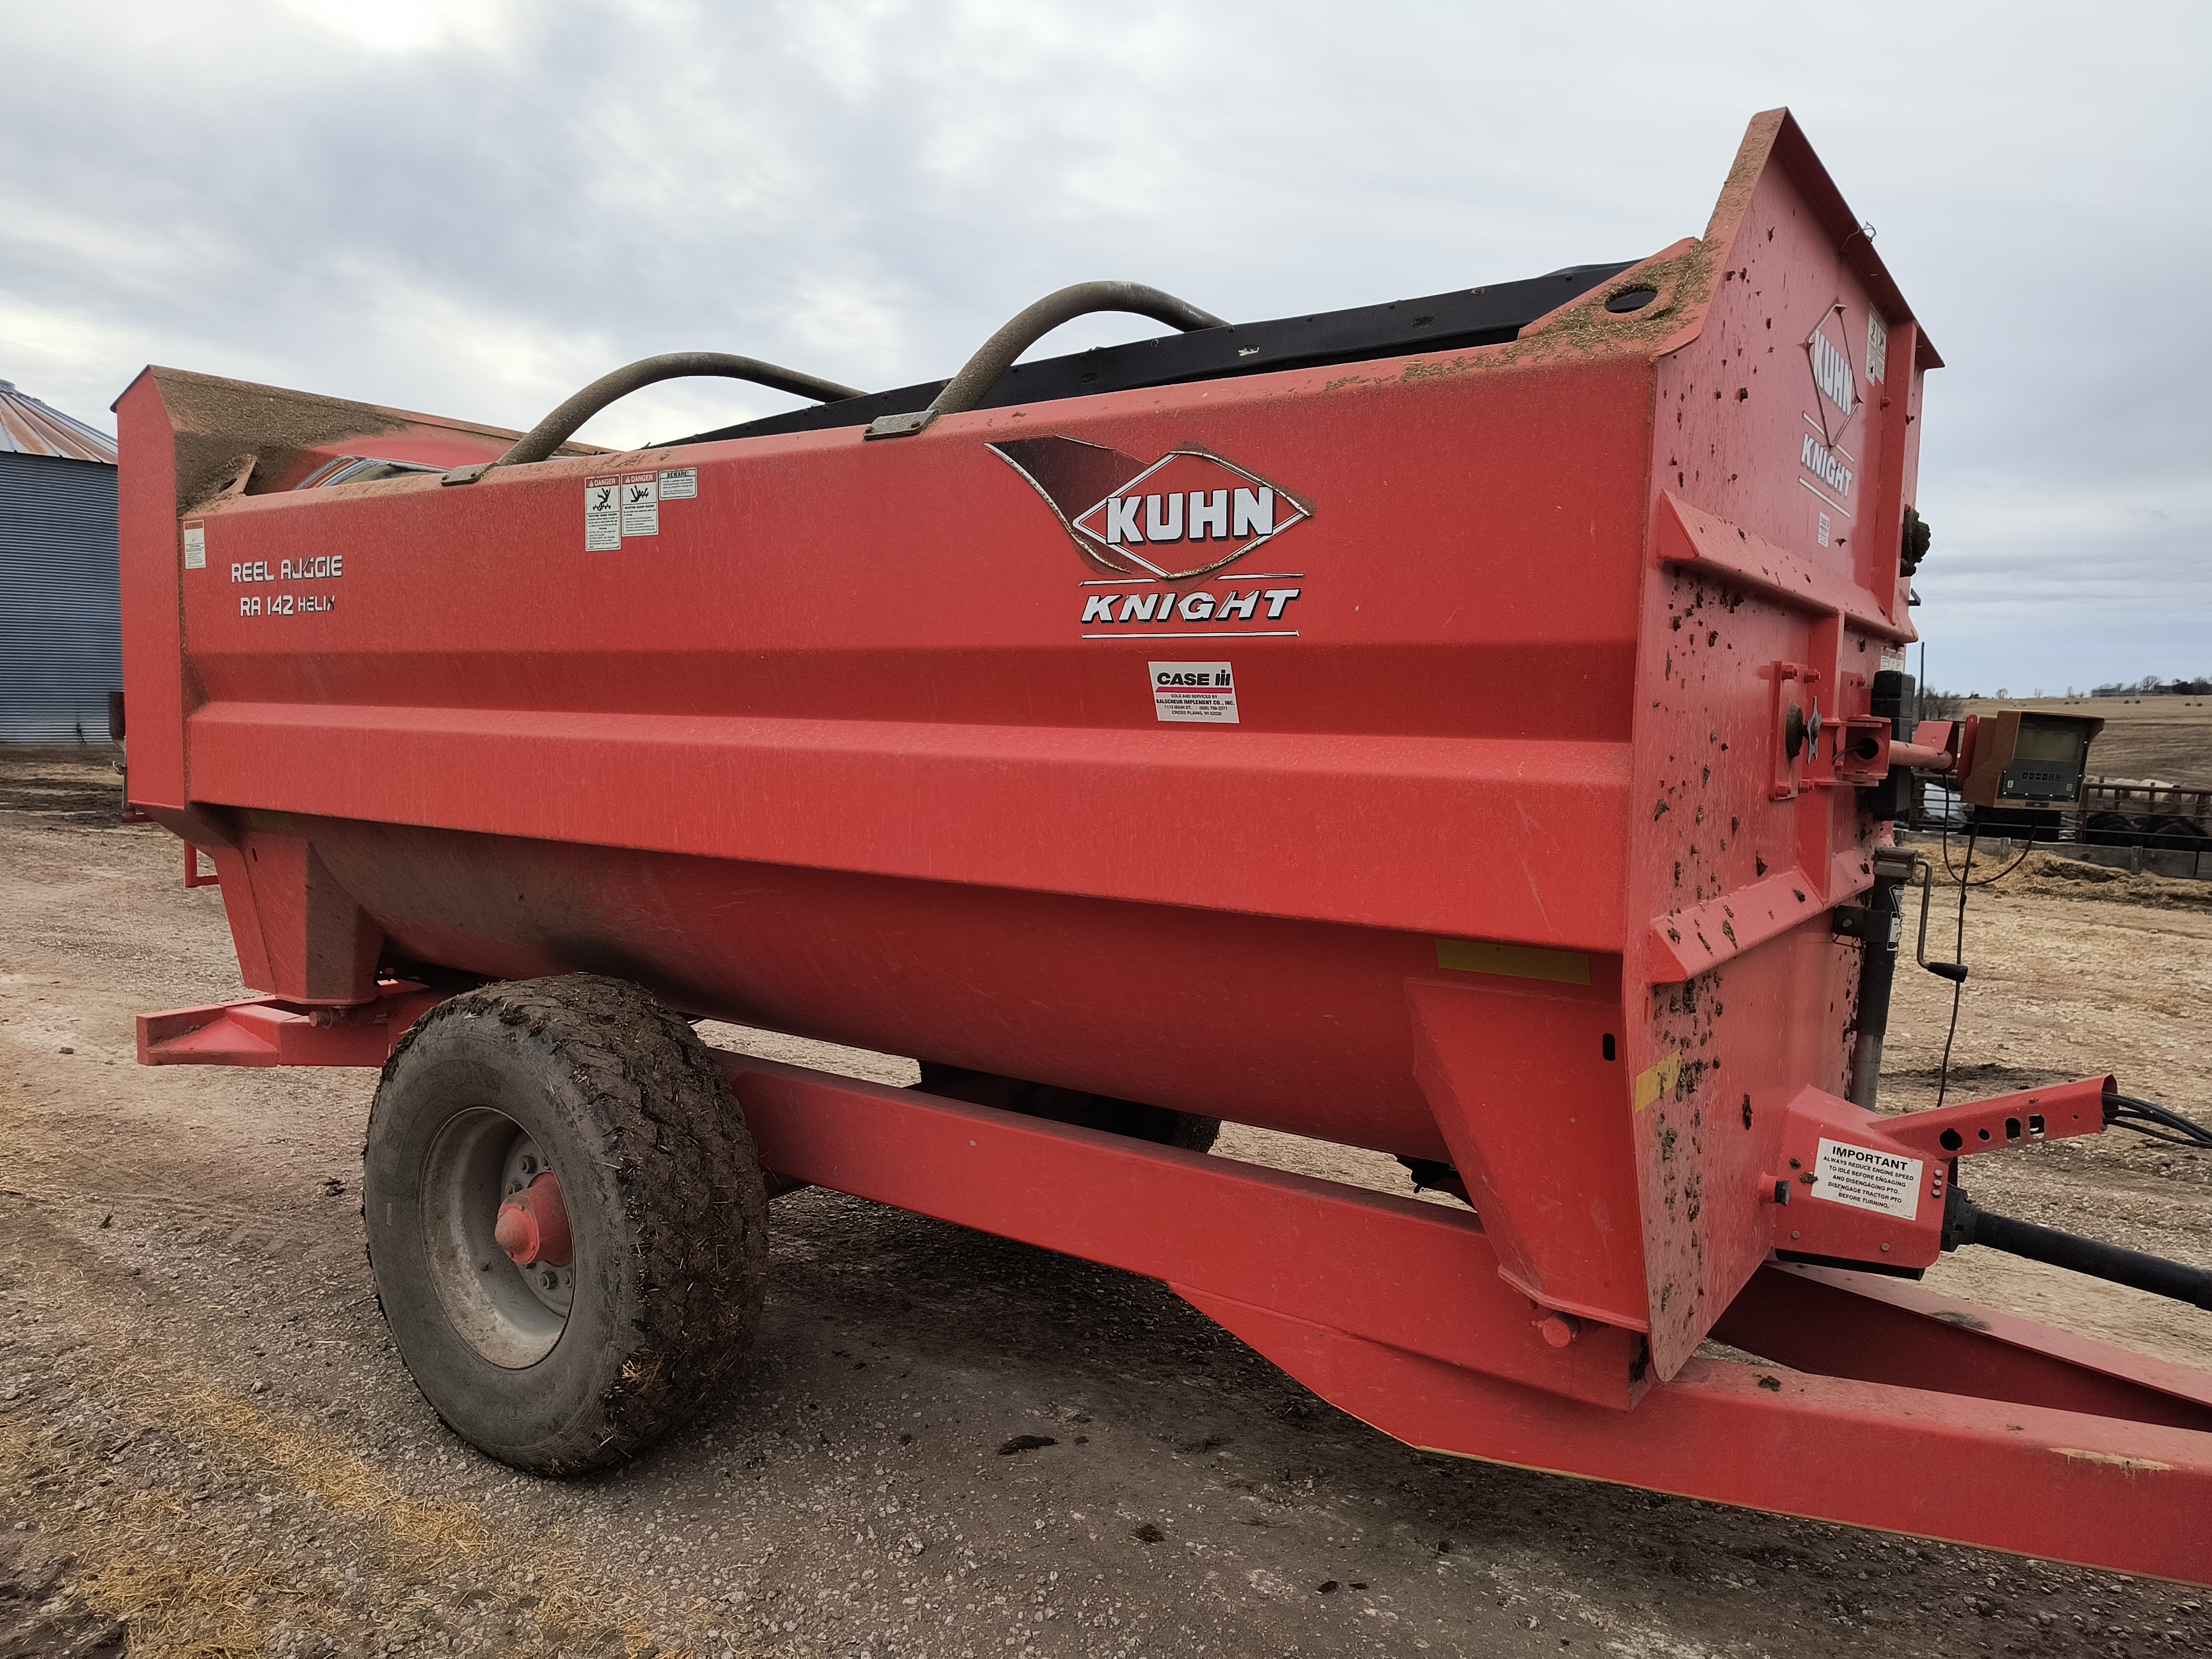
[182,524,206,570]
[619,471,659,537]
[658,467,697,500]
[1149,661,1238,724]
[584,477,622,551]
[1811,1137,1922,1220]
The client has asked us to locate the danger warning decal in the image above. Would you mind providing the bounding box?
[992,435,1311,640]
[584,468,699,551]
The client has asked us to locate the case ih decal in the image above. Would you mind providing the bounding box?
[992,435,1312,638]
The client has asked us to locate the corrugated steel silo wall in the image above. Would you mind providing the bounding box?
[0,450,122,743]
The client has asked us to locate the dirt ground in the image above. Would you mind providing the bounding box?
[3,744,2210,1659]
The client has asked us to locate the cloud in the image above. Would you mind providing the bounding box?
[273,0,520,56]
[2,0,2206,688]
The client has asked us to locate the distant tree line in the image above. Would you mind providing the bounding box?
[2089,676,2212,698]
[1908,678,2210,717]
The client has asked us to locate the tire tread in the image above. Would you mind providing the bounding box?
[372,973,766,1471]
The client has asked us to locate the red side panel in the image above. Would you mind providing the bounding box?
[116,372,186,810]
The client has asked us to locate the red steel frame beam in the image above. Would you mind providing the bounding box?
[138,981,444,1067]
[1712,1260,2212,1432]
[134,992,2212,1582]
[719,1053,2212,1586]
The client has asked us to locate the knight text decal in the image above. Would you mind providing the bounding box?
[1799,430,1853,499]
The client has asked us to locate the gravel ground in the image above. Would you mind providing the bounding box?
[3,745,2209,1657]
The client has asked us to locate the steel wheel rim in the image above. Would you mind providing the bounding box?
[420,1107,572,1369]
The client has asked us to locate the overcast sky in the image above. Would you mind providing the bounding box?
[3,1,2205,693]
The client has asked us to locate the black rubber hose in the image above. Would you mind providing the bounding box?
[1954,1198,2212,1311]
[870,282,1226,437]
[495,353,866,468]
[2105,1091,2212,1150]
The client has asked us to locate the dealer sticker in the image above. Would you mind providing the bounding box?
[584,477,622,551]
[1811,1137,1921,1220]
[1150,661,1238,724]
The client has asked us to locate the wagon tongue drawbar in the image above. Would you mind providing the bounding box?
[116,106,2212,1586]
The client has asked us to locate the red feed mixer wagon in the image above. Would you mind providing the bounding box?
[115,110,2212,1581]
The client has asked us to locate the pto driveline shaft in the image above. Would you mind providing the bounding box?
[1954,1199,2212,1311]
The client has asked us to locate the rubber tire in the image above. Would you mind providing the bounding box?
[363,973,767,1473]
[916,1061,1221,1154]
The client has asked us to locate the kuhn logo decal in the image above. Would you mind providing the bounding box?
[1809,324,1856,421]
[1801,303,1864,448]
[990,435,1311,580]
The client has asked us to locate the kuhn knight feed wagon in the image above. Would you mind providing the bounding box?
[115,110,2212,1583]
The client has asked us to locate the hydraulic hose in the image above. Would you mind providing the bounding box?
[2105,1090,2212,1149]
[866,281,1228,439]
[488,353,866,470]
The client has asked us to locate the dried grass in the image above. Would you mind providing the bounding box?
[2016,852,2212,912]
[1,1279,725,1659]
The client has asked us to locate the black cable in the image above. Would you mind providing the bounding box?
[1927,795,2038,1111]
[2104,1092,2212,1150]
[1933,821,1974,1109]
[1939,799,2038,886]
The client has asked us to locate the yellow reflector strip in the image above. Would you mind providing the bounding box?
[1433,939,1592,986]
[1633,1051,1683,1112]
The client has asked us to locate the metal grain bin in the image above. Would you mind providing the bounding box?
[0,379,121,743]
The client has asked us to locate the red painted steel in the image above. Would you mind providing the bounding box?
[125,980,2212,1577]
[718,1053,2212,1583]
[1770,1077,2112,1269]
[496,1174,574,1270]
[137,981,443,1067]
[116,107,2211,1575]
[1203,1305,2212,1586]
[725,1051,1650,1410]
[1888,738,1955,771]
[1714,1262,2212,1433]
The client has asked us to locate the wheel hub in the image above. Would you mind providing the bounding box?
[495,1171,573,1268]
